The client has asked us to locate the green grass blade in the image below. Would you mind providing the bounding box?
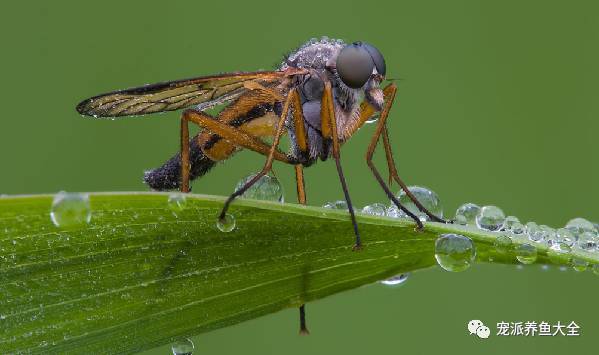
[0,193,596,353]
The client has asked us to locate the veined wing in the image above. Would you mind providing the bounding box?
[76,71,296,118]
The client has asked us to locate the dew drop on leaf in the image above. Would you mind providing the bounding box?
[216,214,236,233]
[576,232,597,251]
[515,243,537,264]
[380,273,409,286]
[171,338,194,355]
[434,234,475,272]
[235,173,284,202]
[571,258,588,272]
[565,217,597,236]
[454,203,480,225]
[525,222,543,243]
[493,235,513,254]
[361,203,386,216]
[168,193,187,214]
[395,186,443,222]
[555,228,575,247]
[323,200,348,210]
[475,205,505,231]
[50,192,91,228]
[503,216,520,232]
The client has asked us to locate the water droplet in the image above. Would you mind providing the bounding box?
[539,225,556,245]
[454,203,481,225]
[365,113,380,124]
[576,232,597,251]
[475,206,505,231]
[555,228,575,247]
[323,200,348,210]
[50,192,91,228]
[571,258,588,272]
[515,243,537,264]
[526,222,544,243]
[171,338,194,355]
[386,204,404,218]
[216,214,236,233]
[361,203,386,216]
[565,217,597,236]
[395,186,443,222]
[494,235,513,254]
[235,173,284,202]
[434,234,476,272]
[380,273,409,286]
[547,242,572,264]
[503,216,519,231]
[510,222,525,235]
[168,193,187,214]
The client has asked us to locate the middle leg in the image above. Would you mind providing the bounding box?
[218,88,298,221]
[295,164,309,335]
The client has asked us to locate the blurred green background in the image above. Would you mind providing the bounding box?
[1,0,597,354]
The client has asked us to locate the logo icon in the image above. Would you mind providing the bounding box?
[468,320,490,339]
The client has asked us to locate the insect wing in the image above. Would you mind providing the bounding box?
[76,71,288,118]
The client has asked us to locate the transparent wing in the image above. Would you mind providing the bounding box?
[76,71,290,118]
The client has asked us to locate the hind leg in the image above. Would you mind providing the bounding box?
[179,109,292,193]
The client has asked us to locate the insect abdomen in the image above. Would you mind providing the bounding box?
[144,135,216,191]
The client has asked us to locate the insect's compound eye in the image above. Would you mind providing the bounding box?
[361,42,386,77]
[336,43,375,89]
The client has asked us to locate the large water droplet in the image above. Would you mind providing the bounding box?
[540,225,556,246]
[380,273,409,286]
[547,242,572,264]
[494,235,513,254]
[168,193,187,214]
[235,173,284,202]
[555,228,575,247]
[571,258,588,272]
[50,192,91,228]
[395,186,443,221]
[361,203,386,216]
[576,232,597,251]
[386,204,405,218]
[503,216,520,231]
[323,200,348,210]
[526,222,543,243]
[434,234,476,272]
[475,206,505,231]
[515,243,537,264]
[216,214,236,233]
[565,217,597,236]
[454,203,481,225]
[172,338,194,355]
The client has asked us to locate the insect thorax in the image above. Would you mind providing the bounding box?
[280,37,364,163]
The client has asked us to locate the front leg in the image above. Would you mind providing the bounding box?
[363,84,424,228]
[320,81,362,250]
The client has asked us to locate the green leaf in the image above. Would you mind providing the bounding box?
[0,193,596,353]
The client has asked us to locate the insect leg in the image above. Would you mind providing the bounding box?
[179,109,292,193]
[321,81,362,250]
[363,84,423,228]
[181,114,191,192]
[368,84,446,223]
[381,126,446,222]
[290,88,311,334]
[217,89,297,221]
[295,165,308,335]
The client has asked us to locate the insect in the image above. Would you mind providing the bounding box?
[76,37,446,333]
